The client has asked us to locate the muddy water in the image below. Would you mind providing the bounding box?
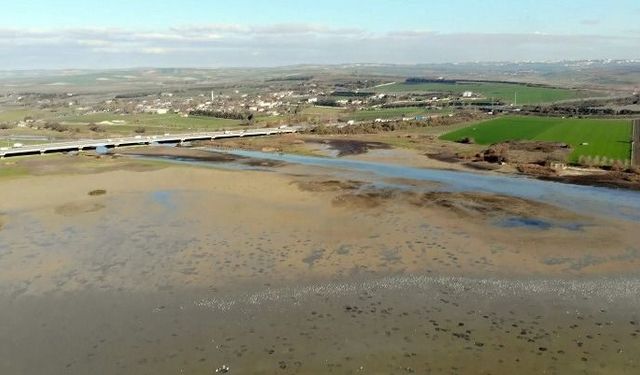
[1,152,640,374]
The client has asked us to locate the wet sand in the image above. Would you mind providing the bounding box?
[1,153,639,374]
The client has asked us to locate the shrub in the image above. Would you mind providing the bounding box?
[582,156,594,168]
[88,123,106,132]
[134,126,146,134]
[611,159,625,172]
[43,122,68,132]
[577,155,586,166]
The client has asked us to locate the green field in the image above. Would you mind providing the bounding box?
[377,82,591,104]
[440,116,632,163]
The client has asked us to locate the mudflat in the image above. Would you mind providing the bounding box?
[0,152,639,374]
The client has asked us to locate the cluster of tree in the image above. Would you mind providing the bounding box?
[381,102,437,109]
[315,98,340,107]
[331,90,373,97]
[455,100,503,107]
[42,121,69,132]
[405,78,561,89]
[266,75,313,82]
[525,105,640,116]
[189,109,253,121]
[88,123,106,132]
[114,92,155,99]
[574,95,640,108]
[305,111,481,135]
[306,120,427,135]
[405,77,457,84]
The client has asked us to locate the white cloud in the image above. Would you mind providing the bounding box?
[0,24,638,69]
[140,47,172,54]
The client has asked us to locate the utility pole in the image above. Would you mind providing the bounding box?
[514,92,518,106]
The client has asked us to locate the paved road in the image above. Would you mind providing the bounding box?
[0,126,300,158]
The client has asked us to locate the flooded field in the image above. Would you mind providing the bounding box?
[1,148,639,374]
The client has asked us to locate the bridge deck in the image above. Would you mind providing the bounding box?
[0,127,298,158]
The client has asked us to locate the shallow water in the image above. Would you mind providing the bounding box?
[496,217,586,231]
[205,148,640,222]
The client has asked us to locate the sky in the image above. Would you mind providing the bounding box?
[1,0,639,69]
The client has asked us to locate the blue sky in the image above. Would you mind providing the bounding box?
[1,0,639,69]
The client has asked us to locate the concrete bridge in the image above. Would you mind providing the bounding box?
[0,126,299,158]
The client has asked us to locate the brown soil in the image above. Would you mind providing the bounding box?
[474,141,571,166]
[517,163,558,177]
[463,161,502,171]
[312,139,391,156]
[196,133,306,154]
[332,189,396,209]
[407,191,579,220]
[294,179,363,192]
[4,153,165,176]
[540,171,640,191]
[243,159,287,167]
[426,151,463,163]
[120,146,287,167]
[506,140,571,153]
[516,163,640,190]
[330,186,582,223]
[119,147,238,162]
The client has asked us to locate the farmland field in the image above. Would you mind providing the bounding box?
[348,107,451,121]
[440,116,632,162]
[301,105,450,122]
[58,113,242,130]
[301,106,344,120]
[376,82,592,104]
